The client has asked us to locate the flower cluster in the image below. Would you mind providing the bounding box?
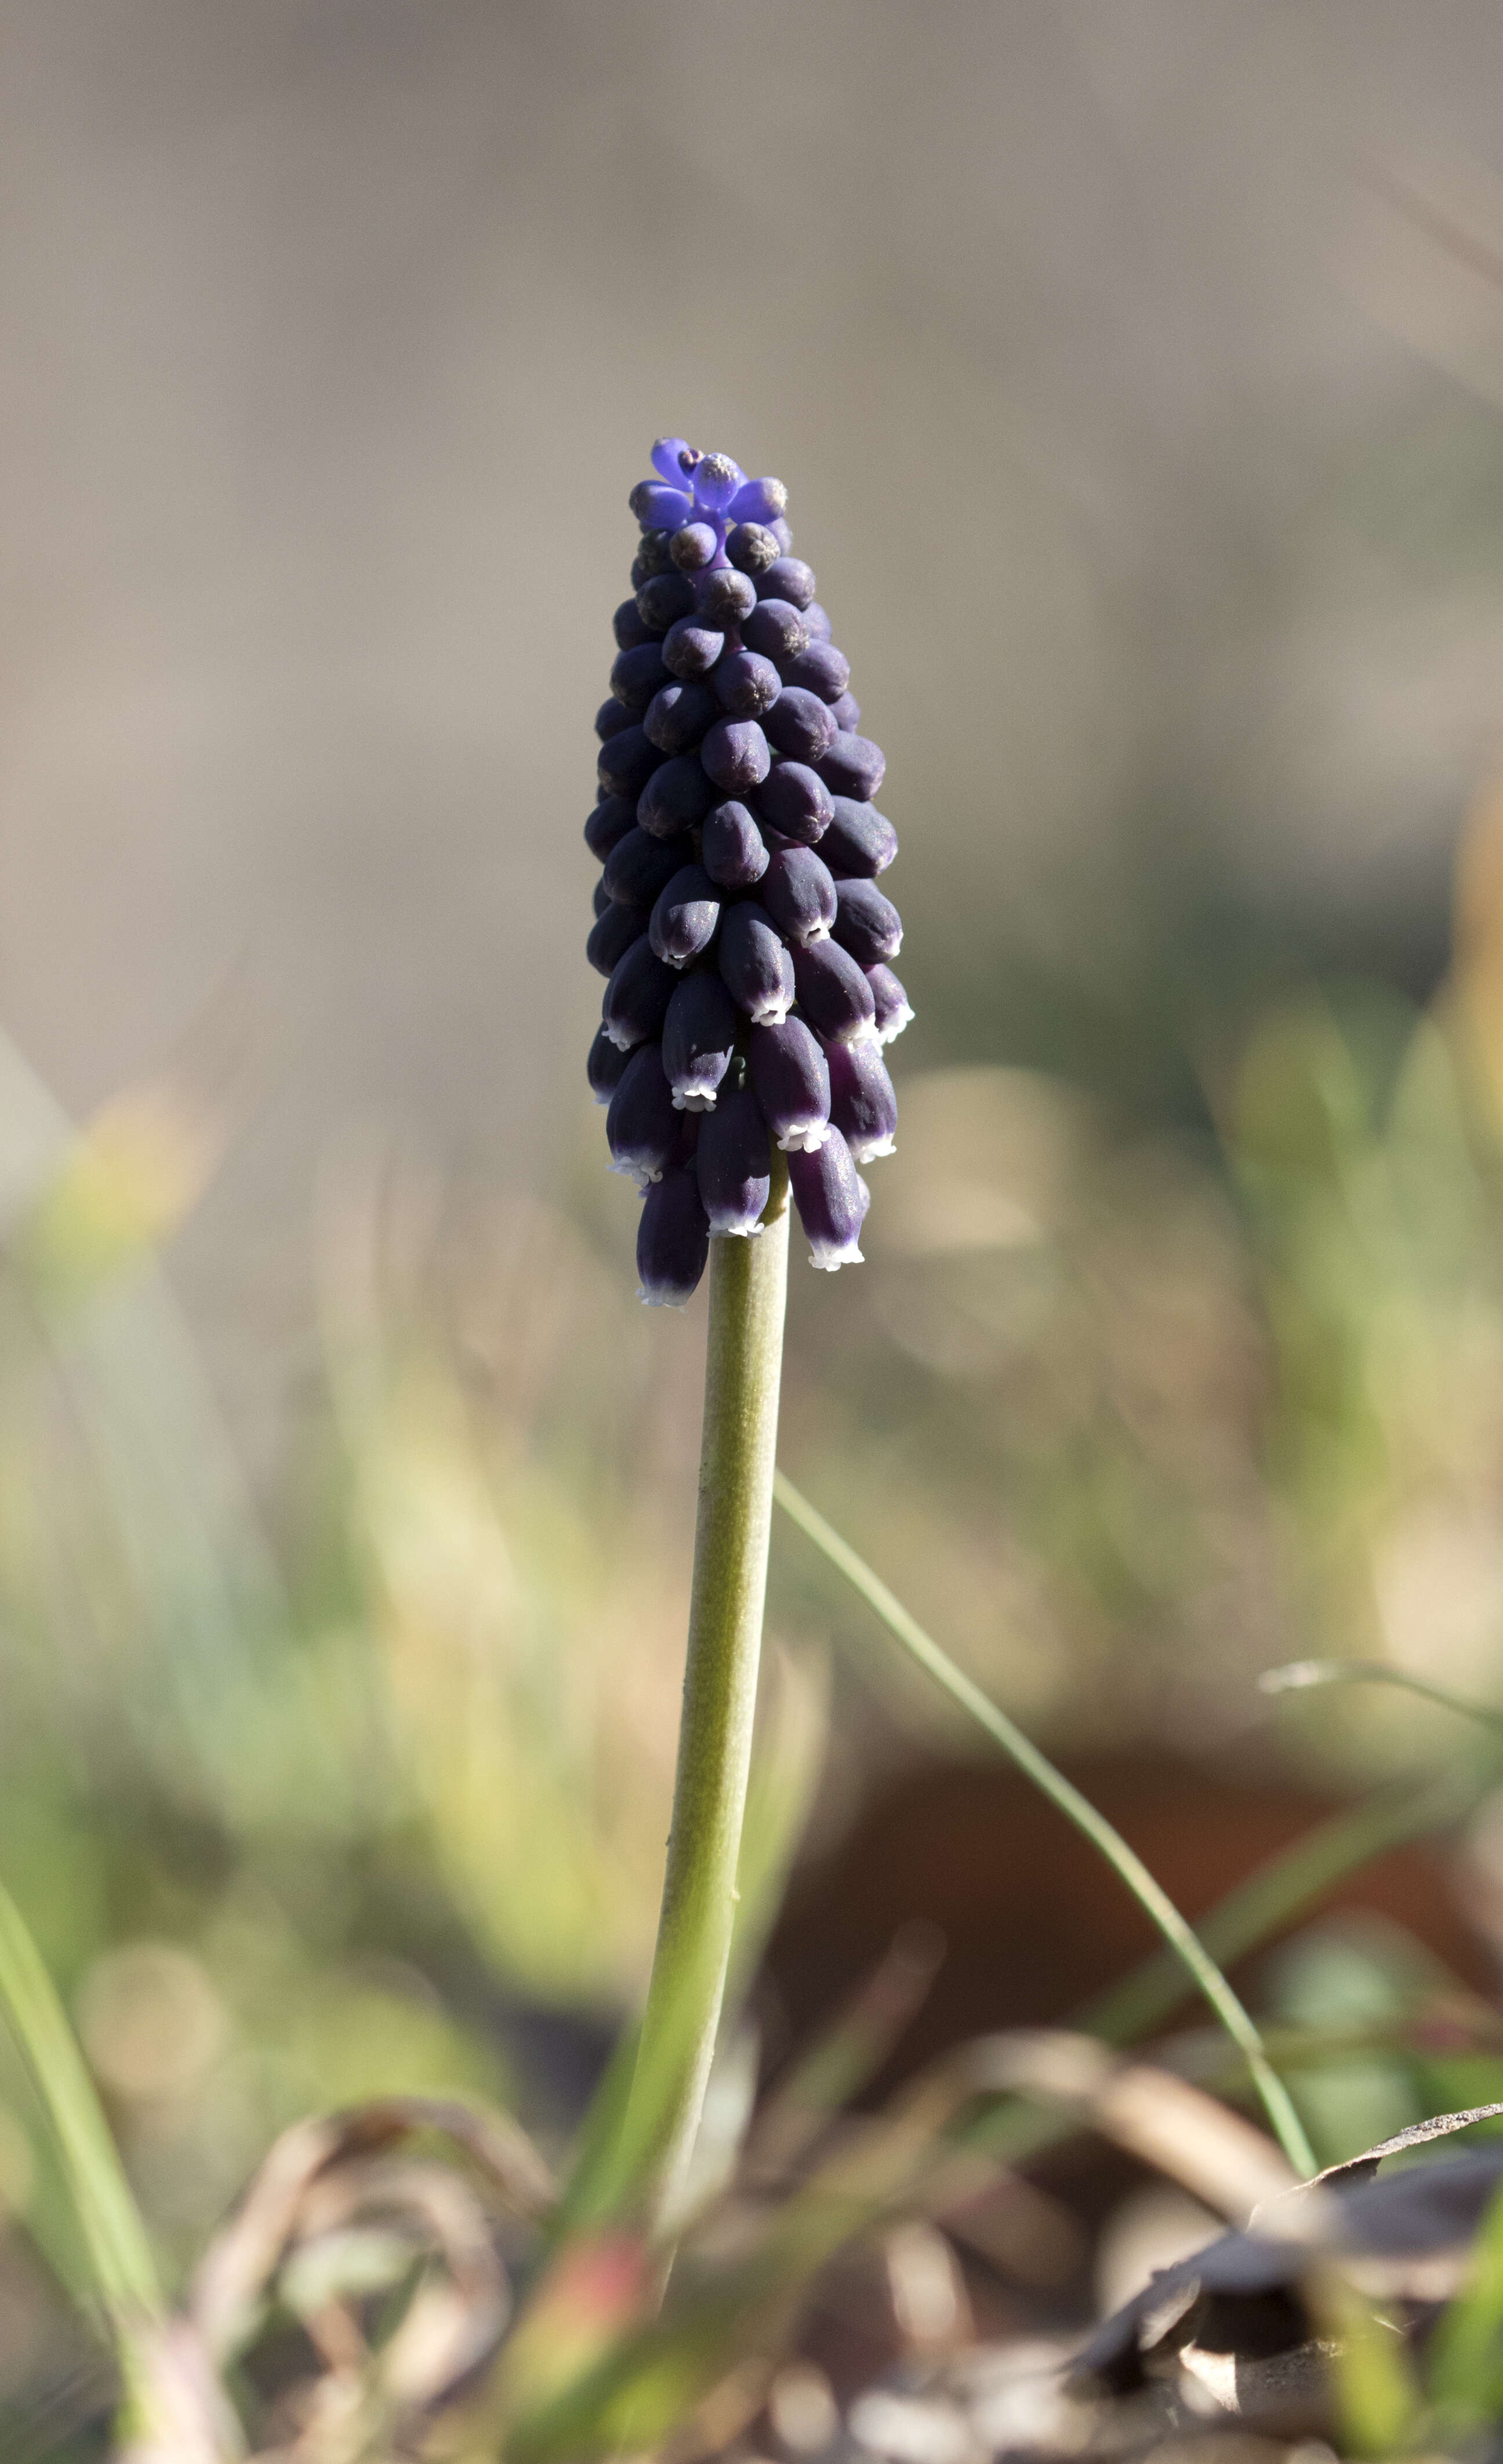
[586,440,912,1304]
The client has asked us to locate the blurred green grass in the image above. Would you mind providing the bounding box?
[6,783,1503,2428]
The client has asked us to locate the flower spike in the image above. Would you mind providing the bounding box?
[584,442,906,1298]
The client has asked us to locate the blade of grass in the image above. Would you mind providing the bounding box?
[773,1471,1317,2178]
[0,1879,162,2392]
[1264,1656,1503,1734]
[1081,1763,1483,2048]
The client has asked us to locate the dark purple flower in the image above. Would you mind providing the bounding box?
[608,1042,682,1185]
[643,680,717,755]
[742,599,809,665]
[661,618,725,679]
[748,1018,831,1154]
[726,521,780,574]
[757,556,816,610]
[764,688,837,765]
[587,901,648,977]
[832,877,903,966]
[702,801,769,888]
[714,650,782,718]
[701,718,771,795]
[586,439,905,1298]
[662,971,738,1111]
[789,1129,866,1270]
[790,938,878,1044]
[783,641,850,703]
[649,866,721,970]
[610,642,671,713]
[584,794,638,862]
[637,1166,710,1307]
[820,798,895,878]
[602,826,687,909]
[815,732,885,803]
[697,1082,772,1238]
[825,1035,898,1163]
[602,936,678,1051]
[761,846,837,948]
[598,724,665,802]
[637,753,715,839]
[753,762,832,845]
[587,1026,631,1104]
[718,903,795,1026]
[866,964,914,1045]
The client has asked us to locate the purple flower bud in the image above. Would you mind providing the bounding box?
[587,899,648,977]
[728,475,789,526]
[596,697,636,745]
[714,649,782,718]
[607,1041,682,1184]
[649,865,720,969]
[753,761,833,845]
[637,1166,710,1307]
[718,903,796,1025]
[867,963,914,1044]
[761,845,837,947]
[748,1017,831,1153]
[651,437,696,484]
[792,1148,866,1265]
[803,601,833,644]
[815,731,885,803]
[670,521,720,572]
[702,718,771,795]
[765,687,838,765]
[789,1128,866,1270]
[727,521,780,575]
[691,452,743,514]
[609,642,671,713]
[663,970,738,1110]
[758,556,816,610]
[825,1035,898,1162]
[702,801,769,889]
[643,679,716,754]
[783,641,851,703]
[613,597,656,651]
[693,566,757,628]
[769,517,793,553]
[821,798,896,877]
[585,794,638,861]
[597,724,666,802]
[602,826,685,907]
[832,877,903,966]
[588,1025,632,1104]
[660,618,725,680]
[593,877,613,919]
[697,1082,772,1237]
[791,937,878,1043]
[637,571,695,631]
[830,690,861,732]
[637,753,714,839]
[602,936,678,1051]
[629,479,694,531]
[634,529,674,583]
[742,598,809,664]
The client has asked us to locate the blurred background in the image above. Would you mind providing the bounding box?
[9,0,1503,2432]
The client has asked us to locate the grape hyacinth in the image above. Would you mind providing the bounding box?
[586,441,910,1300]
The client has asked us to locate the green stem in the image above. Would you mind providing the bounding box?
[623,1178,790,2233]
[774,1471,1319,2178]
